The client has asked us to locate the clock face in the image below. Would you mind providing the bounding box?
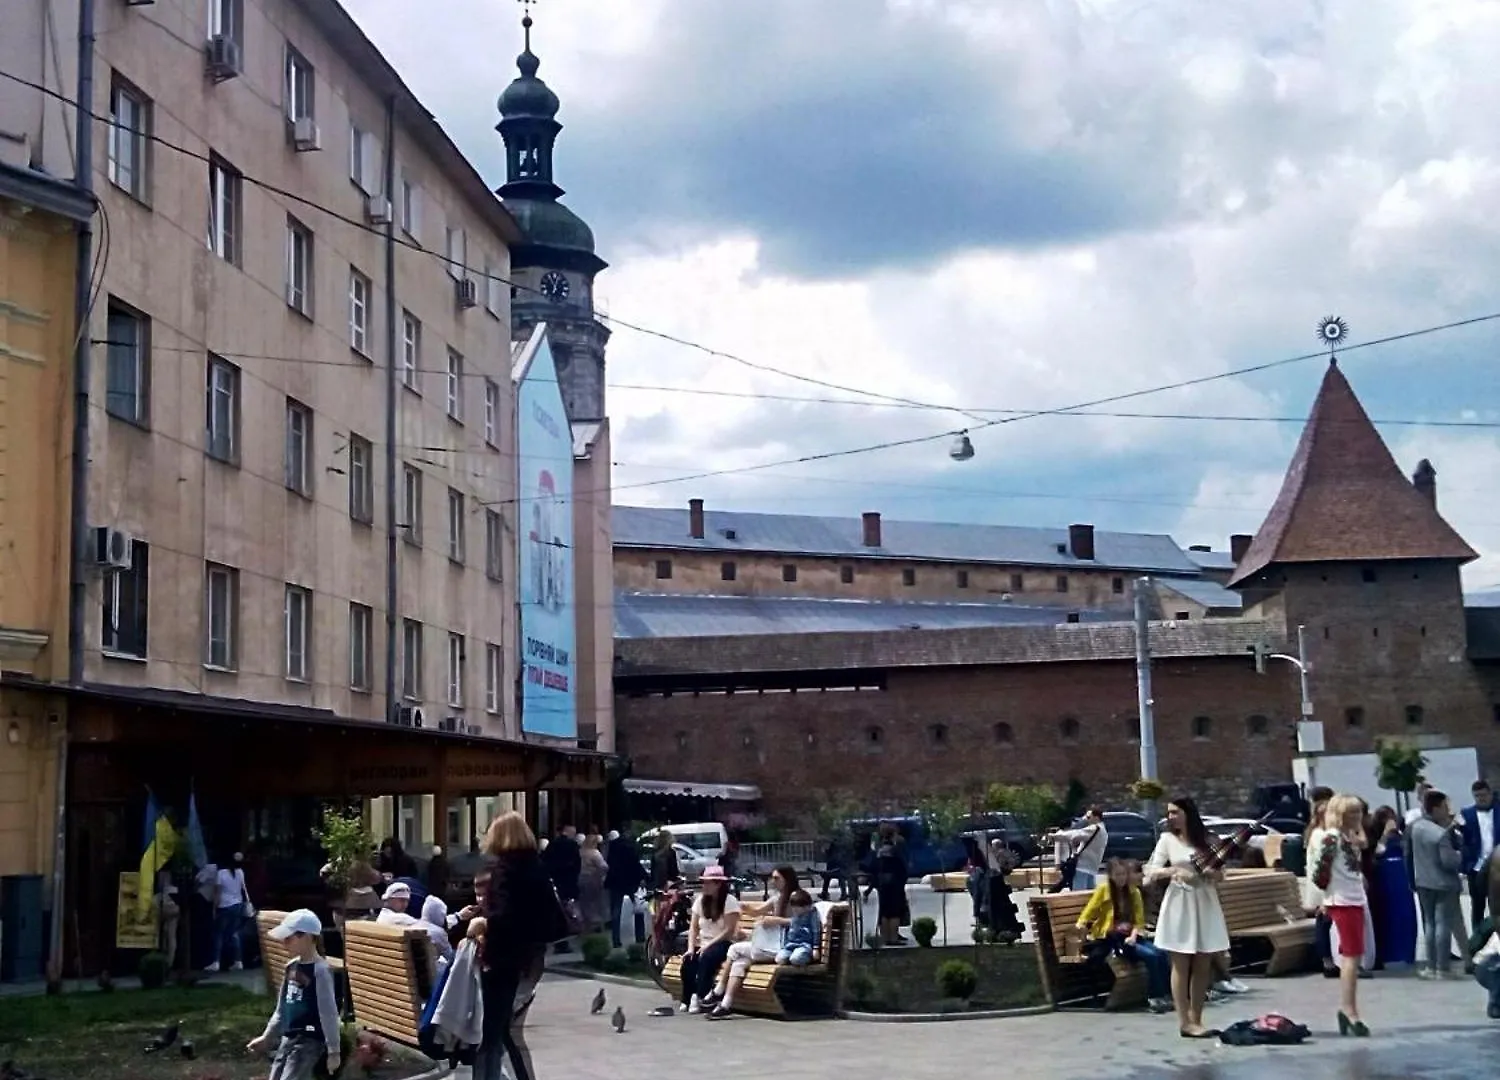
[540,271,570,302]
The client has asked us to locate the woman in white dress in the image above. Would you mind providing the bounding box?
[1144,796,1231,1038]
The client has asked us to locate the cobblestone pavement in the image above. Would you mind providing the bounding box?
[521,969,1499,1079]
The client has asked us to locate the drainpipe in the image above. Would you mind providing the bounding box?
[57,0,97,977]
[382,93,398,719]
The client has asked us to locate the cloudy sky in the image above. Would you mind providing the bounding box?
[349,0,1500,592]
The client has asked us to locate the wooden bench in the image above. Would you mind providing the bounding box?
[926,866,1061,892]
[342,920,440,1047]
[660,902,851,1019]
[1216,870,1315,976]
[255,910,347,1012]
[1026,892,1148,1011]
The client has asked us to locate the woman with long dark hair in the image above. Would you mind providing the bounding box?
[1369,805,1417,968]
[706,865,799,1018]
[677,865,740,1013]
[1075,858,1172,1014]
[1144,796,1231,1038]
[872,824,908,946]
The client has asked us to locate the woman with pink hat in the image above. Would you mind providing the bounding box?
[678,865,740,1013]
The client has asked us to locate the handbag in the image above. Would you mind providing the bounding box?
[1050,826,1098,894]
[749,918,784,955]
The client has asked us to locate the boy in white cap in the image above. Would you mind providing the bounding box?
[247,909,340,1079]
[378,881,453,963]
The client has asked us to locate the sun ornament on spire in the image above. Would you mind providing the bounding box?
[1317,315,1349,362]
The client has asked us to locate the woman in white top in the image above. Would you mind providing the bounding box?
[678,865,740,1013]
[206,852,251,973]
[1310,793,1371,1036]
[706,866,798,1019]
[1144,797,1230,1039]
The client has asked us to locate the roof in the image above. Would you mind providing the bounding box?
[1154,578,1245,612]
[1230,362,1478,585]
[615,591,1127,640]
[616,617,1285,676]
[613,506,1201,575]
[1185,549,1236,572]
[0,161,94,222]
[1466,608,1500,660]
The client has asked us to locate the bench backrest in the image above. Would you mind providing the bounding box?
[1217,871,1302,932]
[342,919,437,1046]
[1031,892,1092,958]
[255,910,294,999]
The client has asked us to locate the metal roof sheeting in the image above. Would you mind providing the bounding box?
[613,506,1201,575]
[1155,577,1245,611]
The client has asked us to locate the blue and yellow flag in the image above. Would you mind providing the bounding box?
[138,792,178,916]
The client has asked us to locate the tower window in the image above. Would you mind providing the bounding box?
[1246,714,1270,739]
[902,568,916,587]
[721,561,736,582]
[1066,612,1081,624]
[956,570,969,589]
[654,559,672,580]
[840,565,854,585]
[929,723,948,746]
[1192,716,1212,740]
[1010,573,1024,593]
[1060,716,1080,743]
[993,722,1013,746]
[1345,706,1365,729]
[782,564,798,583]
[1112,577,1124,595]
[866,725,883,747]
[1405,705,1424,727]
[1056,575,1070,594]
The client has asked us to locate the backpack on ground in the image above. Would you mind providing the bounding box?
[1219,1013,1311,1046]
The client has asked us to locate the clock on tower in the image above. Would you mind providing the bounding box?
[539,270,570,302]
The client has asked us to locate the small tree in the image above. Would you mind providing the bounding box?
[985,783,1064,838]
[916,793,968,945]
[316,806,375,893]
[1375,741,1428,816]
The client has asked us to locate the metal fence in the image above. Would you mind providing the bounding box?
[736,841,824,876]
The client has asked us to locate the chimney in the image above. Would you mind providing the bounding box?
[1230,533,1253,564]
[1068,523,1095,561]
[688,498,705,540]
[1412,459,1437,508]
[861,511,882,548]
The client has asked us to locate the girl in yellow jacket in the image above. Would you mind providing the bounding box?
[1076,859,1172,1014]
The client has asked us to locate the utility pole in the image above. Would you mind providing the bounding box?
[1134,577,1158,786]
[1257,624,1322,791]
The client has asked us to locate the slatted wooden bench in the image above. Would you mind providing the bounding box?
[255,909,348,1013]
[1216,870,1315,976]
[1027,892,1148,1011]
[342,920,439,1048]
[660,902,851,1019]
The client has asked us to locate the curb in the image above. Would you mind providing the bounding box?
[543,966,661,992]
[838,1002,1055,1023]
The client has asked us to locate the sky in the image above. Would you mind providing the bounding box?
[348,0,1500,591]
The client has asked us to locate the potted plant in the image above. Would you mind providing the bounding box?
[1129,778,1165,802]
[315,806,376,915]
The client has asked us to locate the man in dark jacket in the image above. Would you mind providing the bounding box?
[603,829,645,948]
[541,825,582,901]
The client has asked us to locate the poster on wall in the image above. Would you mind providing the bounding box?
[115,872,157,949]
[513,327,577,739]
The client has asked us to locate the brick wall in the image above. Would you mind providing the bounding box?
[617,655,1302,826]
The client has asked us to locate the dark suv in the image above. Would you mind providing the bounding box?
[1072,812,1157,863]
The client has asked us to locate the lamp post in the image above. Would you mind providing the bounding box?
[1257,624,1323,791]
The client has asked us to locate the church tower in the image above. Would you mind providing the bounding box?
[496,12,610,422]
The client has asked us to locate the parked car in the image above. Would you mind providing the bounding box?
[637,822,728,861]
[1074,812,1157,863]
[640,842,713,884]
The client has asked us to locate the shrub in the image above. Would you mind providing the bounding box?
[625,941,646,963]
[911,916,938,947]
[1129,778,1165,802]
[935,959,978,1001]
[844,969,877,1005]
[137,951,169,989]
[602,948,631,974]
[863,933,884,950]
[580,934,612,969]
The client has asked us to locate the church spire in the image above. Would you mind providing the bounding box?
[497,1,563,200]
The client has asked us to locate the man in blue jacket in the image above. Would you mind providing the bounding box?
[1461,780,1500,926]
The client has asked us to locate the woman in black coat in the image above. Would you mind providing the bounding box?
[474,812,566,1080]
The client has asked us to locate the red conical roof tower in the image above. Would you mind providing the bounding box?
[1229,361,1477,586]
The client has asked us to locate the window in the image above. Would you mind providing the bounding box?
[485,259,503,316]
[1055,575,1070,594]
[447,488,465,563]
[721,561,737,582]
[284,584,311,681]
[447,632,465,707]
[1060,716,1080,742]
[207,155,241,263]
[485,644,502,713]
[1174,611,1191,621]
[1112,577,1125,595]
[1246,714,1270,738]
[284,398,312,496]
[446,348,464,420]
[1405,705,1425,727]
[401,619,423,700]
[105,300,150,425]
[866,725,883,746]
[929,723,948,746]
[208,0,242,42]
[445,225,466,280]
[205,354,239,463]
[485,509,504,580]
[1010,573,1025,592]
[102,541,149,658]
[901,568,916,587]
[655,559,672,580]
[1345,706,1365,729]
[956,570,969,589]
[399,311,420,390]
[446,804,462,846]
[993,722,1013,745]
[839,565,854,585]
[399,174,419,236]
[402,464,422,544]
[348,434,374,523]
[107,77,149,200]
[782,564,798,583]
[349,269,371,355]
[349,602,373,691]
[204,563,238,669]
[283,46,313,122]
[349,124,382,195]
[1065,611,1081,624]
[483,380,499,445]
[1192,715,1212,740]
[1361,567,1378,584]
[285,217,312,316]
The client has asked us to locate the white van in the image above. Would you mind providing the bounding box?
[639,822,729,860]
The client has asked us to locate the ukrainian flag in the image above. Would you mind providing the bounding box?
[138,793,178,916]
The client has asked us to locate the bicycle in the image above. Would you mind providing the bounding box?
[644,881,694,991]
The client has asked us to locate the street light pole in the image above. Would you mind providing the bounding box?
[1265,623,1321,791]
[1134,577,1158,786]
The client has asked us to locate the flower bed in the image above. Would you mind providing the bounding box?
[842,943,1046,1015]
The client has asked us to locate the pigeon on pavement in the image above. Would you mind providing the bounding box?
[590,988,607,1014]
[143,1021,180,1053]
[611,1006,626,1033]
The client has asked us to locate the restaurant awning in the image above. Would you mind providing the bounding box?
[623,778,761,801]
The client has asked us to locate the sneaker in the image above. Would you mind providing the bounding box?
[705,1005,732,1020]
[700,990,722,1008]
[203,962,220,973]
[1214,978,1250,994]
[1487,1002,1500,1021]
[688,995,702,1015]
[1417,968,1438,980]
[678,1002,689,1013]
[230,961,244,972]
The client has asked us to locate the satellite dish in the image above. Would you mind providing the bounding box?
[949,433,975,461]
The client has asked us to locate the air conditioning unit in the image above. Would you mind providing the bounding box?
[391,704,424,728]
[365,195,392,226]
[437,715,463,733]
[467,724,482,737]
[92,526,134,570]
[454,277,478,309]
[204,35,242,82]
[292,117,322,152]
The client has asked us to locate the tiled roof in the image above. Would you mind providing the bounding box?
[1230,362,1478,585]
[1154,578,1244,611]
[614,591,1127,640]
[613,506,1201,575]
[616,617,1285,676]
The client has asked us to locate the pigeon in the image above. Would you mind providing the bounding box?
[590,988,607,1015]
[143,1021,180,1053]
[611,1006,626,1033]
